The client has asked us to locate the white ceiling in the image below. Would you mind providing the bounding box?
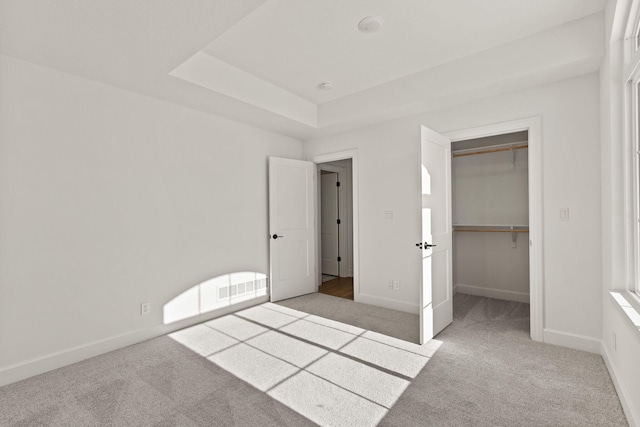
[0,0,607,139]
[202,0,606,104]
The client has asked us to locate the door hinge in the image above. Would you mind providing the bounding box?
[337,219,341,224]
[337,256,341,262]
[336,181,341,187]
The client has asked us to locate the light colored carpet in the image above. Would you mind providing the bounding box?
[277,292,420,343]
[0,294,628,426]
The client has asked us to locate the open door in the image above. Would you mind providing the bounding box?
[269,157,316,302]
[419,126,453,344]
[321,172,340,276]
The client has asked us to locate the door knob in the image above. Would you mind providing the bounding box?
[272,234,284,239]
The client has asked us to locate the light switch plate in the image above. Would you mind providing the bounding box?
[559,208,569,221]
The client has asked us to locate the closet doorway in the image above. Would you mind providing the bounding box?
[452,131,530,308]
[318,159,354,300]
[446,118,543,341]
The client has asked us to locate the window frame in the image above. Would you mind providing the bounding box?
[625,5,640,298]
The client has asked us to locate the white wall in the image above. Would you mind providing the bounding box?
[303,73,603,348]
[0,54,302,384]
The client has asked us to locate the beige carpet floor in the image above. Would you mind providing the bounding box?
[0,294,628,426]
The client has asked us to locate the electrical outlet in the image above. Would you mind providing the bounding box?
[141,302,151,315]
[393,280,400,290]
[387,280,393,290]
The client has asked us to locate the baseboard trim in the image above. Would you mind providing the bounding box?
[456,283,530,303]
[357,293,419,314]
[0,296,268,388]
[543,328,601,354]
[601,342,639,427]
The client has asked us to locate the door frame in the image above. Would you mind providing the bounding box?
[444,117,544,342]
[318,164,349,277]
[312,150,360,302]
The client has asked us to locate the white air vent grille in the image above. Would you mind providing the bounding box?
[217,276,267,302]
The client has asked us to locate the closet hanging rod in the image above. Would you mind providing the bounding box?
[452,143,528,158]
[453,228,529,233]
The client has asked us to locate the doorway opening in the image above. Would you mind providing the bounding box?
[317,159,354,300]
[451,131,530,330]
[446,117,543,341]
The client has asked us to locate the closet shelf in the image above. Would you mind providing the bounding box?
[453,224,529,233]
[452,143,528,158]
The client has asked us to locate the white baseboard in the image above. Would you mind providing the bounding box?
[601,342,639,427]
[356,293,419,314]
[0,296,268,388]
[542,328,601,354]
[456,283,530,303]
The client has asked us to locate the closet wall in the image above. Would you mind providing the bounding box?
[452,131,530,303]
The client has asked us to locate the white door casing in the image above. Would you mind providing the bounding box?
[269,157,316,302]
[420,126,453,344]
[321,172,340,276]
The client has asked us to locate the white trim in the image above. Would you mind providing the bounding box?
[312,149,360,302]
[609,291,640,343]
[623,69,640,292]
[358,292,419,314]
[542,329,601,354]
[445,117,544,342]
[456,283,530,304]
[0,295,268,387]
[602,342,640,427]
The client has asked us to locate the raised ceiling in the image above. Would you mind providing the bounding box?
[0,0,607,139]
[202,0,605,104]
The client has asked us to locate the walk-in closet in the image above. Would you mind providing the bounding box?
[451,131,530,305]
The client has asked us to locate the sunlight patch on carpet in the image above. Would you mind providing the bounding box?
[208,343,299,392]
[169,302,442,426]
[306,352,410,408]
[269,371,388,426]
[340,337,429,378]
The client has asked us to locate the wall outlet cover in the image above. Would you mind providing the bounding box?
[141,302,151,315]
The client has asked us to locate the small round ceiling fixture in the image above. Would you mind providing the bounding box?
[318,82,333,90]
[358,16,383,34]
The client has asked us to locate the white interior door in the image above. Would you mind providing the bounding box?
[321,172,340,276]
[420,126,453,344]
[269,157,316,302]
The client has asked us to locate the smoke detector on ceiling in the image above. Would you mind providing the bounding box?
[358,16,383,34]
[318,82,333,90]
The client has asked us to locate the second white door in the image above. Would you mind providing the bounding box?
[420,126,454,344]
[321,172,340,276]
[269,157,316,302]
